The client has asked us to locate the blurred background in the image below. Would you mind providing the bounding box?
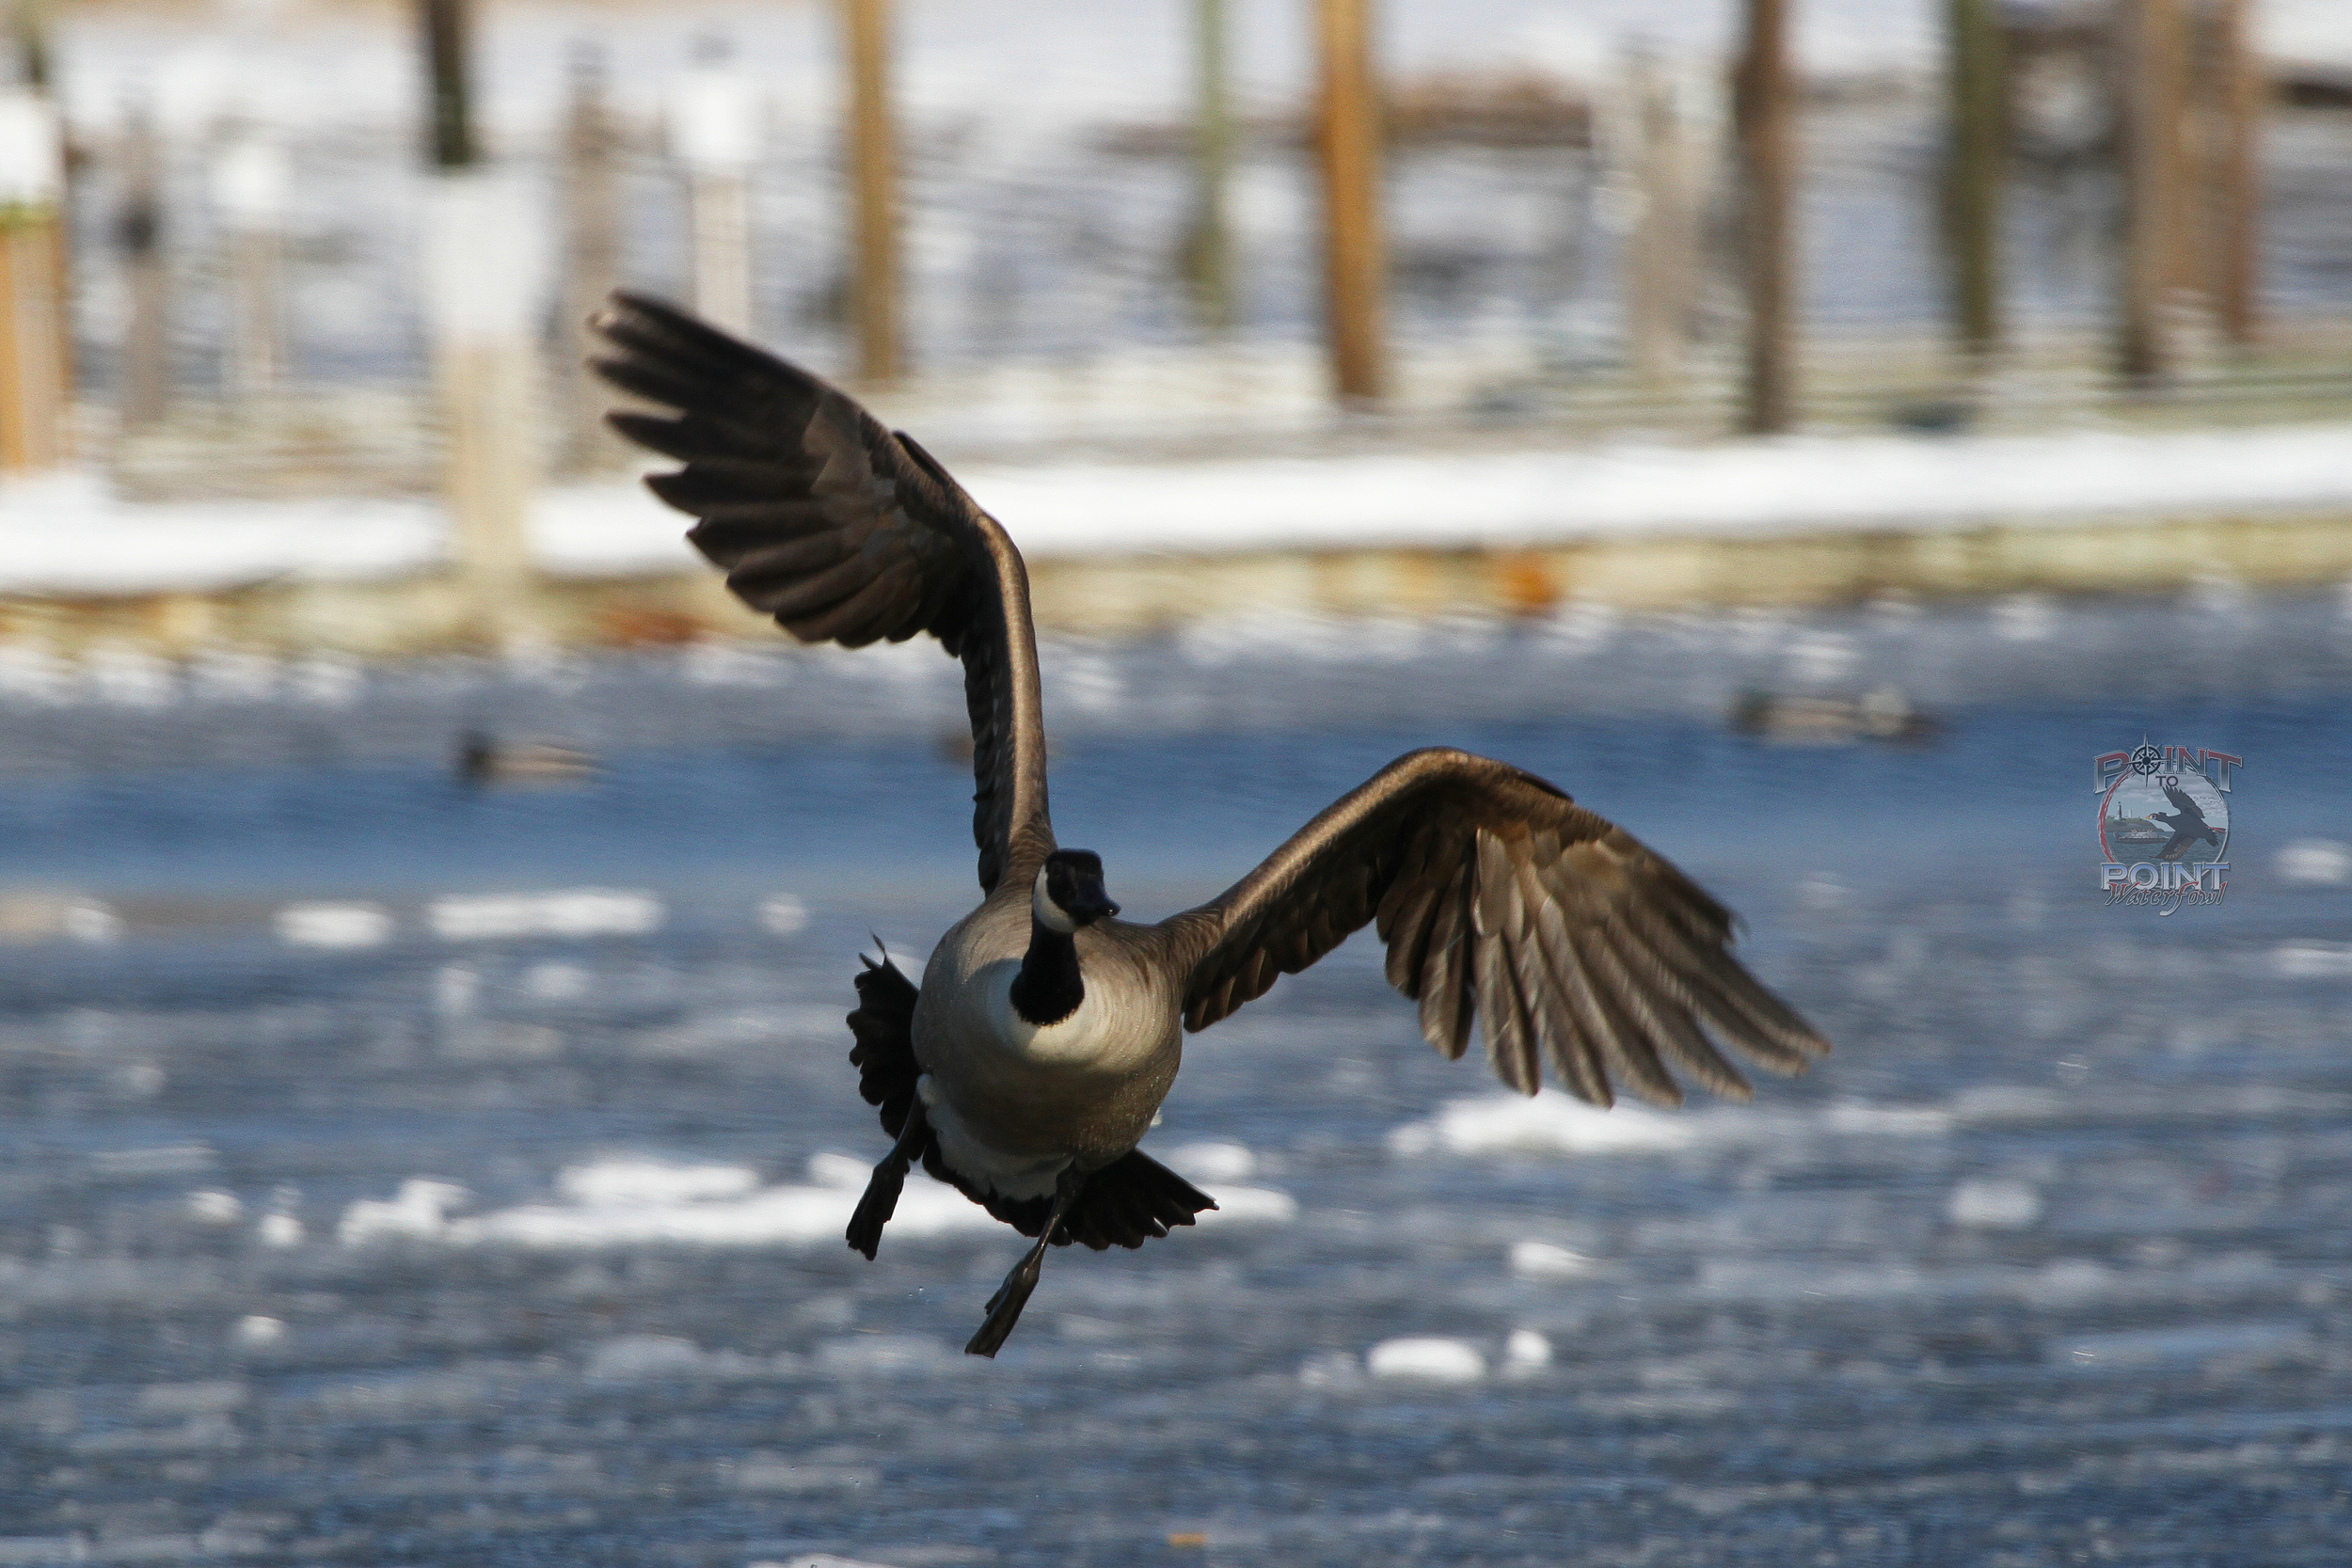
[3,1,2352,1565]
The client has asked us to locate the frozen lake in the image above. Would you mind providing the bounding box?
[3,592,2351,1565]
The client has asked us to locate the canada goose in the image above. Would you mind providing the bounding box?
[590,293,1830,1357]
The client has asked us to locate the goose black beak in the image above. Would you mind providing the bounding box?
[1067,887,1120,925]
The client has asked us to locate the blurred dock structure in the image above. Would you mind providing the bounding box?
[3,0,2352,656]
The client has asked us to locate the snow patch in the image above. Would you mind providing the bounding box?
[584,1334,797,1380]
[275,901,392,949]
[1367,1338,1486,1383]
[184,1191,243,1225]
[558,1159,759,1207]
[231,1315,285,1349]
[757,895,810,936]
[1509,1241,1598,1279]
[1194,1186,1297,1227]
[428,889,663,942]
[1161,1140,1256,1183]
[448,1160,995,1251]
[338,1180,470,1245]
[1947,1179,2043,1229]
[1389,1092,1696,1158]
[2277,839,2352,885]
[2272,941,2352,979]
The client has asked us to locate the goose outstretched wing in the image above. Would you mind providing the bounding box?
[591,292,1052,893]
[1155,749,1827,1105]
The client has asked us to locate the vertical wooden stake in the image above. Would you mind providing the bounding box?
[2117,0,2189,385]
[117,105,171,429]
[1944,0,2005,359]
[2204,0,2260,348]
[1622,55,1697,391]
[844,0,899,384]
[212,125,291,398]
[421,0,476,170]
[1316,0,1385,404]
[559,45,624,470]
[1184,0,1235,333]
[690,172,752,333]
[419,0,542,651]
[673,40,759,335]
[1733,0,1796,435]
[0,86,67,472]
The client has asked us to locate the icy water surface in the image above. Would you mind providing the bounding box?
[5,614,2352,1565]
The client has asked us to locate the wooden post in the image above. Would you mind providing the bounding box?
[117,105,170,428]
[0,85,67,472]
[2203,0,2260,348]
[1732,0,1796,435]
[211,124,290,398]
[2117,0,2190,385]
[1315,0,1385,403]
[674,38,759,335]
[843,0,899,384]
[559,44,624,470]
[420,0,476,169]
[1622,55,1698,390]
[1944,0,2005,359]
[1184,0,1235,333]
[420,0,542,650]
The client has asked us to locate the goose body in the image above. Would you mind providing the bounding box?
[913,885,1181,1199]
[592,293,1833,1355]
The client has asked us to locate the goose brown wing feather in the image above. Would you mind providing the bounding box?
[590,291,1051,892]
[1156,748,1828,1103]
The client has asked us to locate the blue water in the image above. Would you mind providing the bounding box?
[3,604,2350,1566]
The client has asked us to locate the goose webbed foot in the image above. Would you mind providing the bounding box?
[964,1167,1086,1358]
[846,1104,930,1261]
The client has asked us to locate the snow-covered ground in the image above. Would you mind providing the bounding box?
[6,420,2348,595]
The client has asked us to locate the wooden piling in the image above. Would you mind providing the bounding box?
[117,106,170,428]
[1622,55,1698,390]
[674,40,759,335]
[0,86,68,472]
[2202,0,2260,348]
[1184,0,1235,333]
[1944,0,2006,359]
[212,125,290,397]
[419,0,542,650]
[420,0,476,169]
[558,45,625,470]
[844,0,899,384]
[1315,0,1385,404]
[2117,0,2190,385]
[1732,0,1796,435]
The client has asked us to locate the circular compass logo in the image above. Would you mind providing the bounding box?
[2100,767,2228,865]
[2094,741,2241,910]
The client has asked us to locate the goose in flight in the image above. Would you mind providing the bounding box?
[590,293,1829,1356]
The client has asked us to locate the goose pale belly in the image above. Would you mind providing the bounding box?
[913,912,1182,1202]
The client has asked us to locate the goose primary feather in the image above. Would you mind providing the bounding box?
[591,292,1831,1356]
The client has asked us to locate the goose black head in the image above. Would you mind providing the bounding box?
[1034,849,1120,933]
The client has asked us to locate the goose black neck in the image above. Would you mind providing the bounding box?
[1009,918,1084,1026]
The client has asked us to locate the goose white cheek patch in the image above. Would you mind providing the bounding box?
[1032,870,1077,934]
